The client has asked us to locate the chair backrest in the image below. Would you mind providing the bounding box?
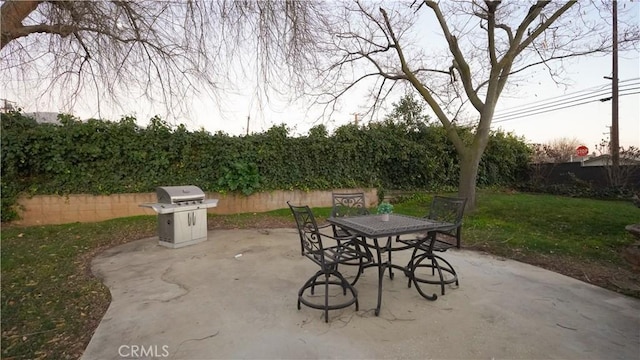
[287,202,327,265]
[330,192,369,218]
[427,196,467,248]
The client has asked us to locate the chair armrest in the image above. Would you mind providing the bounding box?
[320,230,359,243]
[395,231,428,242]
[317,223,333,230]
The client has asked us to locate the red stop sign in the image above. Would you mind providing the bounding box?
[576,145,589,157]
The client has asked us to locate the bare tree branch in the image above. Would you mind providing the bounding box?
[516,1,576,55]
[1,0,332,120]
[509,47,610,77]
[425,0,484,112]
[1,0,42,48]
[380,5,466,153]
[484,1,499,67]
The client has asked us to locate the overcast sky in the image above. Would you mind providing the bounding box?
[182,41,639,152]
[492,54,639,150]
[58,51,639,151]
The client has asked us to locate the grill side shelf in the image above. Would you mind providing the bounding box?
[140,199,218,214]
[140,203,178,214]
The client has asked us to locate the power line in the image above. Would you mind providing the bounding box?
[493,84,639,120]
[492,90,639,124]
[493,80,639,121]
[494,77,639,115]
[493,84,639,122]
[494,87,638,121]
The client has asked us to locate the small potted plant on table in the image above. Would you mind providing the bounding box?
[377,201,394,221]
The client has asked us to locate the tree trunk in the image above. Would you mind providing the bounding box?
[1,1,41,49]
[458,149,483,212]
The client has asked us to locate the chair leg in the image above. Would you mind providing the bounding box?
[310,274,323,295]
[408,252,437,301]
[298,271,322,309]
[349,255,363,286]
[347,244,365,286]
[433,255,460,295]
[433,257,446,295]
[406,246,419,288]
[334,270,359,311]
[363,241,374,272]
[324,274,330,323]
[297,270,359,322]
[410,253,458,296]
[434,255,460,286]
[431,257,436,276]
[386,237,395,280]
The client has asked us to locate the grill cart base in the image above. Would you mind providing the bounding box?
[140,186,218,249]
[157,208,209,248]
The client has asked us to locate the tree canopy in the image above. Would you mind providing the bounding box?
[1,0,326,115]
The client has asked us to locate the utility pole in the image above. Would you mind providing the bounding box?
[246,115,250,136]
[611,0,620,177]
[351,113,359,126]
[1,98,16,113]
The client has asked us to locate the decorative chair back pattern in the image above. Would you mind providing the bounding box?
[427,196,467,248]
[330,192,369,218]
[428,196,466,226]
[288,202,327,267]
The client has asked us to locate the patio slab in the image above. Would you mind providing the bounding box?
[82,228,640,359]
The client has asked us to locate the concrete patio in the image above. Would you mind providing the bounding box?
[82,228,640,359]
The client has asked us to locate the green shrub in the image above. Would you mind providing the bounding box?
[1,112,532,221]
[217,161,261,195]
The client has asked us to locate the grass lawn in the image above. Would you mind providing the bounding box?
[2,190,639,359]
[396,191,638,263]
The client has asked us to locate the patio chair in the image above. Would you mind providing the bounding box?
[296,192,369,256]
[288,202,369,322]
[327,192,374,274]
[398,196,467,297]
[330,192,370,237]
[304,195,372,276]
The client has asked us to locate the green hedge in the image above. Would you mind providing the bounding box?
[1,112,531,221]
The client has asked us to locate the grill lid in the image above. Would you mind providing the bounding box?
[156,185,205,204]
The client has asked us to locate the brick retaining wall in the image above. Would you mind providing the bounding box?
[14,189,377,226]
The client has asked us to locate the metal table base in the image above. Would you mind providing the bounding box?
[328,214,454,315]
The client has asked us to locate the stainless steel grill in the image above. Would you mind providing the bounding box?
[140,185,218,248]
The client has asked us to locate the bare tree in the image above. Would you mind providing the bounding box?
[544,137,583,163]
[528,143,556,187]
[595,139,640,187]
[300,0,639,210]
[1,0,327,117]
